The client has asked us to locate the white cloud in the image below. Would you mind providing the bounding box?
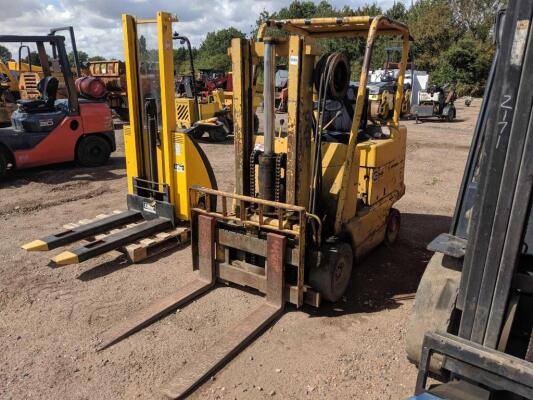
[0,0,404,60]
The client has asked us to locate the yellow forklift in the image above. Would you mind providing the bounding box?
[97,14,411,398]
[173,34,232,142]
[22,13,217,264]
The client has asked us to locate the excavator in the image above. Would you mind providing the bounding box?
[87,12,411,399]
[406,1,533,398]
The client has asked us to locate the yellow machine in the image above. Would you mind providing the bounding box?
[172,34,234,142]
[175,87,231,141]
[22,13,217,265]
[96,14,410,398]
[0,61,19,125]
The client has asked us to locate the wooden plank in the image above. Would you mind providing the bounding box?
[124,227,190,263]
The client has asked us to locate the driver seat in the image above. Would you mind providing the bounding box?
[17,76,59,113]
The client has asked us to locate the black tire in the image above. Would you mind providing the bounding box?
[384,208,401,246]
[406,252,462,369]
[446,106,456,122]
[191,128,205,140]
[0,150,8,179]
[208,126,228,142]
[76,135,111,167]
[309,241,353,302]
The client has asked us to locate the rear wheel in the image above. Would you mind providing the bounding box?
[309,241,353,302]
[446,106,456,122]
[384,208,401,246]
[76,135,111,167]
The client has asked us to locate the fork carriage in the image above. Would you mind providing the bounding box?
[190,186,323,307]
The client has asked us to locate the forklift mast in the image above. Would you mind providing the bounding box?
[0,34,79,114]
[408,0,533,398]
[48,26,81,77]
[121,12,216,222]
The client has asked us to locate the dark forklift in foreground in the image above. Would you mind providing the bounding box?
[406,1,533,399]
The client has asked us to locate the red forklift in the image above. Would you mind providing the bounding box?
[0,33,115,179]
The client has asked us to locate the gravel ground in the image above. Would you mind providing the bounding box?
[0,98,480,399]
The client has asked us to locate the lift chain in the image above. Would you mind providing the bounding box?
[274,153,287,203]
[249,149,260,197]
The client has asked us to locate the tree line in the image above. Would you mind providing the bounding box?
[176,0,505,96]
[0,0,504,96]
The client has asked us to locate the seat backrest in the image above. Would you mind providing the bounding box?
[37,76,59,107]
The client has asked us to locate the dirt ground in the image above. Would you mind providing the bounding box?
[0,99,480,400]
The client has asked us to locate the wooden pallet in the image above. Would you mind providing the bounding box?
[62,211,190,263]
[124,227,190,263]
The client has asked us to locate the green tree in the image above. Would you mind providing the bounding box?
[450,0,506,40]
[173,46,199,74]
[196,27,246,70]
[0,45,11,63]
[23,51,41,66]
[88,55,106,62]
[386,2,408,22]
[68,50,89,67]
[408,0,460,72]
[431,35,493,96]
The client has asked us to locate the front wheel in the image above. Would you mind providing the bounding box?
[309,241,353,302]
[76,135,111,167]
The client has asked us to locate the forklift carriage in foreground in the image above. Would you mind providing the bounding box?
[407,1,533,398]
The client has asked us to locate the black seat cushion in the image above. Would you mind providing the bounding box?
[11,108,67,133]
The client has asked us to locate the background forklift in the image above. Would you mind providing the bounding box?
[406,1,533,398]
[23,13,217,266]
[0,33,115,179]
[96,14,410,399]
[173,34,233,142]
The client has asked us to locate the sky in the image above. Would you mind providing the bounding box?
[0,0,405,60]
